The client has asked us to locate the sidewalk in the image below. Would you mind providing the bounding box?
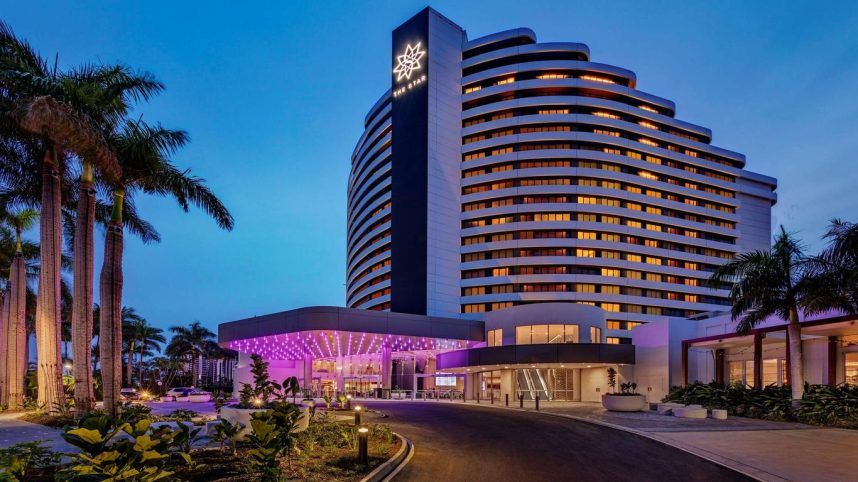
[0,412,75,453]
[439,399,858,482]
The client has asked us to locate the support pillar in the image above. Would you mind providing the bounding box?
[303,354,313,395]
[828,336,838,386]
[380,347,392,398]
[753,332,764,389]
[784,330,791,386]
[714,349,725,385]
[411,357,418,399]
[681,342,689,386]
[335,356,344,394]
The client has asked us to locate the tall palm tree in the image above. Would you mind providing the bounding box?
[1,22,120,411]
[807,219,858,315]
[134,322,164,387]
[166,321,218,387]
[67,65,162,413]
[121,314,164,386]
[710,227,815,403]
[0,208,37,409]
[99,122,233,415]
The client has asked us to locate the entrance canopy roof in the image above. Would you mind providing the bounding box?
[437,343,635,372]
[218,306,485,361]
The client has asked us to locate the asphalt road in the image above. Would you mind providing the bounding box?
[362,401,750,482]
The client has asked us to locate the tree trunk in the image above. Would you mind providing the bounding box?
[7,255,27,410]
[138,346,145,387]
[787,306,805,406]
[35,147,65,413]
[0,288,9,407]
[71,168,96,414]
[126,340,135,387]
[99,218,124,417]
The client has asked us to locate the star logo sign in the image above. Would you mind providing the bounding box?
[393,42,425,82]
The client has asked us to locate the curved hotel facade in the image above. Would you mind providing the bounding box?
[347,8,777,344]
[219,8,850,406]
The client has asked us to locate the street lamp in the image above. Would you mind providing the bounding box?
[357,427,368,465]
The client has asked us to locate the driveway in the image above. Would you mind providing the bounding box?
[362,401,749,482]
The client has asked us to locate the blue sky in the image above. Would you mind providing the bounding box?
[5,1,858,334]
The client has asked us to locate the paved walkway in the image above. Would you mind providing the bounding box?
[405,399,857,482]
[0,412,75,453]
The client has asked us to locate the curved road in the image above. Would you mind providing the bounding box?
[363,401,749,482]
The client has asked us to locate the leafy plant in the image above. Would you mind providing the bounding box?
[212,419,243,455]
[57,412,191,481]
[606,368,617,393]
[0,441,60,481]
[118,402,153,425]
[245,401,301,481]
[164,409,198,422]
[237,355,300,408]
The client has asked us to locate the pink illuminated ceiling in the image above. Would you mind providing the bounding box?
[225,330,474,360]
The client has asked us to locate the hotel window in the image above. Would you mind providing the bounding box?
[578,213,597,222]
[845,353,858,385]
[487,329,503,347]
[594,129,620,137]
[576,248,596,258]
[601,268,621,277]
[516,326,531,345]
[576,284,596,293]
[580,75,614,84]
[548,324,565,343]
[601,303,620,312]
[538,108,570,114]
[639,138,658,147]
[590,326,602,343]
[593,111,620,119]
[491,302,513,311]
[492,267,510,276]
[463,304,484,313]
[578,231,597,240]
[602,233,621,242]
[495,76,515,85]
[537,73,570,80]
[606,321,621,330]
[603,251,620,259]
[639,121,658,130]
[464,85,482,93]
[639,104,658,113]
[763,359,778,387]
[627,254,642,263]
[602,285,620,295]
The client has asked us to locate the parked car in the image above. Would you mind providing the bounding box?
[119,388,140,401]
[165,387,193,397]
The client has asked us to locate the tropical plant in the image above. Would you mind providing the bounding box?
[163,409,198,422]
[122,314,164,387]
[237,354,301,409]
[0,208,37,409]
[0,440,60,480]
[58,412,192,481]
[1,21,124,413]
[806,219,858,316]
[246,401,301,481]
[606,367,617,393]
[710,227,816,404]
[165,321,219,388]
[212,419,242,455]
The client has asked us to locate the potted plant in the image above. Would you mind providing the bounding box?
[601,369,646,412]
[219,354,310,439]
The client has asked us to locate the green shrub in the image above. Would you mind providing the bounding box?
[664,382,858,426]
[163,409,198,422]
[0,441,60,480]
[118,402,153,425]
[57,412,193,481]
[245,401,301,481]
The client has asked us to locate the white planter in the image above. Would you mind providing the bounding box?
[601,394,647,412]
[160,396,175,402]
[189,393,211,403]
[220,404,310,440]
[175,396,190,402]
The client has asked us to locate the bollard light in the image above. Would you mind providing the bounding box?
[358,427,369,465]
[536,394,540,411]
[346,394,352,410]
[505,393,509,407]
[519,394,524,408]
[354,405,362,425]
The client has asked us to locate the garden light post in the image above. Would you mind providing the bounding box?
[354,405,362,425]
[358,427,369,465]
[346,394,352,409]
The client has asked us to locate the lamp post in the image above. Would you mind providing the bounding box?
[354,406,362,425]
[358,427,369,465]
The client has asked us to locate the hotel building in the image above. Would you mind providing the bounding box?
[346,8,777,346]
[217,9,858,404]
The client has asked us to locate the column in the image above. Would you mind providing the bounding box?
[681,342,689,386]
[335,356,345,394]
[753,332,764,389]
[784,329,791,385]
[828,336,838,386]
[303,354,313,395]
[381,346,392,398]
[714,349,725,385]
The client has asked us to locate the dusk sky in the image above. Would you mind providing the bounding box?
[5,1,858,334]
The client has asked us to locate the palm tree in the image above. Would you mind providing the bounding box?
[122,315,164,387]
[0,208,37,409]
[806,219,858,315]
[710,227,816,404]
[166,321,218,387]
[98,122,233,415]
[1,22,120,411]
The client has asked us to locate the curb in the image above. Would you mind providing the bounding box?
[402,400,776,482]
[360,432,414,482]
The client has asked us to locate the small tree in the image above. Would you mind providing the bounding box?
[606,367,617,393]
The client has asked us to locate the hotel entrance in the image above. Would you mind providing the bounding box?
[515,368,577,401]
